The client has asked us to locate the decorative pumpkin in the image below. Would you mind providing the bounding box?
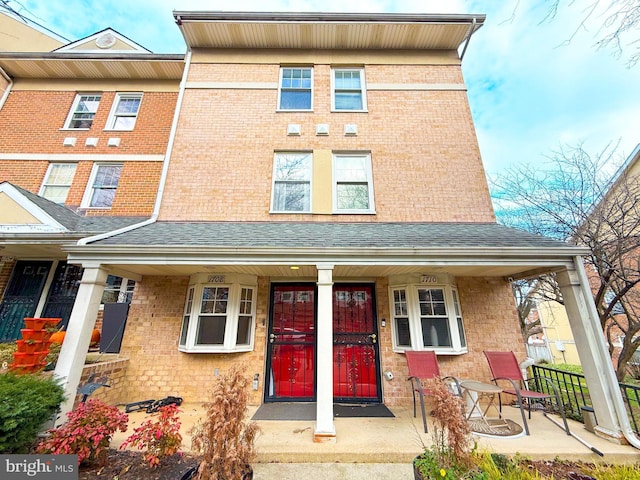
[49,331,66,344]
[91,328,101,345]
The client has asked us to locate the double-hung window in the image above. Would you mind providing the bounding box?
[390,280,467,354]
[179,274,257,352]
[333,153,374,213]
[332,68,366,111]
[39,163,77,204]
[64,94,101,129]
[83,164,122,208]
[106,93,142,130]
[271,152,312,212]
[278,67,312,110]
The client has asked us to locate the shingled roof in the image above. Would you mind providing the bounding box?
[89,221,577,250]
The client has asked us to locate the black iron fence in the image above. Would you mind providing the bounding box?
[531,364,640,434]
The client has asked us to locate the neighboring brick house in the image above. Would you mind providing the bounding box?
[0,14,183,341]
[0,11,627,444]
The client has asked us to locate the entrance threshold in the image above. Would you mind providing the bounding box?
[251,403,394,421]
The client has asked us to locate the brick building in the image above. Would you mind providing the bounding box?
[0,11,626,443]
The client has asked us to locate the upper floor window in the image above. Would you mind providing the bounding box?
[390,279,467,354]
[332,68,366,111]
[278,67,312,111]
[39,163,77,204]
[82,163,122,208]
[106,93,142,130]
[271,152,312,213]
[179,273,257,353]
[64,94,101,129]
[333,153,374,213]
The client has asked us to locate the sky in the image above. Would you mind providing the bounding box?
[4,0,640,177]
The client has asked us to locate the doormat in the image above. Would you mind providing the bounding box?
[468,418,524,438]
[334,403,395,418]
[251,403,395,420]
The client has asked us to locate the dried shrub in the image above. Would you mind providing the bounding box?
[190,366,260,480]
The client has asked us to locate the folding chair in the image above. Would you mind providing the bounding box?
[484,351,570,436]
[406,350,461,433]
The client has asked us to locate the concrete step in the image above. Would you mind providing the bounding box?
[253,463,413,480]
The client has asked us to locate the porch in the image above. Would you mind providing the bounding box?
[113,402,638,467]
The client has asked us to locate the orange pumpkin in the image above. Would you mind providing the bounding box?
[91,329,101,345]
[49,331,66,344]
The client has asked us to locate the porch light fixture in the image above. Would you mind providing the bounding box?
[289,265,300,270]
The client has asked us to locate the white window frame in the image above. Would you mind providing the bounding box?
[332,153,375,214]
[62,93,101,129]
[81,163,123,209]
[39,163,77,204]
[100,275,136,305]
[389,281,467,355]
[277,67,313,111]
[105,92,143,131]
[331,68,367,111]
[270,152,313,213]
[179,273,257,353]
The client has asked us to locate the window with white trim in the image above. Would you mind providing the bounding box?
[271,152,312,212]
[278,67,312,110]
[82,164,122,208]
[64,94,101,129]
[179,274,257,353]
[390,282,467,354]
[40,163,77,204]
[333,153,374,213]
[106,93,142,130]
[332,68,366,111]
[101,275,136,304]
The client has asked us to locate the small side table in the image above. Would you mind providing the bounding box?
[459,380,505,427]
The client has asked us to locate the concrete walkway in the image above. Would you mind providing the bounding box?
[112,402,640,478]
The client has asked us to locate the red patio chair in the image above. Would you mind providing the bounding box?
[406,350,461,433]
[483,351,570,436]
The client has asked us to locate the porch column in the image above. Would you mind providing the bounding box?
[556,259,625,442]
[315,263,336,442]
[53,265,108,425]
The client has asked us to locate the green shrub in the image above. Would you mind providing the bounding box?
[587,462,640,479]
[0,372,65,453]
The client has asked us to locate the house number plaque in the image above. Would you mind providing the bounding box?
[420,275,437,283]
[207,275,225,283]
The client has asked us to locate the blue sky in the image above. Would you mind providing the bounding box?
[5,0,640,175]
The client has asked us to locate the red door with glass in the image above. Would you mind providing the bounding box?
[265,283,381,403]
[266,285,316,400]
[333,284,381,402]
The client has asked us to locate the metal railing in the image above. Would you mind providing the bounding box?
[531,364,640,434]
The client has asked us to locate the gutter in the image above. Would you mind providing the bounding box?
[77,49,192,245]
[0,66,13,111]
[459,17,477,61]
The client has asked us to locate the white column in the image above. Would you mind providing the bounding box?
[314,263,336,442]
[556,260,624,442]
[54,265,108,424]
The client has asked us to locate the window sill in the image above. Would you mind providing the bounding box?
[276,109,313,113]
[59,128,90,131]
[395,347,468,356]
[179,346,253,354]
[331,109,368,113]
[103,127,135,132]
[333,210,376,215]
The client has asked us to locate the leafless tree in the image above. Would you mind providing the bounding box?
[507,0,640,67]
[492,142,640,380]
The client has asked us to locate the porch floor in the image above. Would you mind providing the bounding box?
[112,402,639,478]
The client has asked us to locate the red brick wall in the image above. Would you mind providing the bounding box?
[115,275,522,408]
[0,91,177,154]
[160,60,494,222]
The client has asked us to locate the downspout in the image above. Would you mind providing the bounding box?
[0,67,13,111]
[574,256,640,449]
[459,17,477,61]
[77,49,192,245]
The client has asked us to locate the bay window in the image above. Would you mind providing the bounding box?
[179,273,257,353]
[389,276,467,354]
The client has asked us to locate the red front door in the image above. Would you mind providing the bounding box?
[333,284,380,402]
[266,285,316,400]
[265,283,381,403]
